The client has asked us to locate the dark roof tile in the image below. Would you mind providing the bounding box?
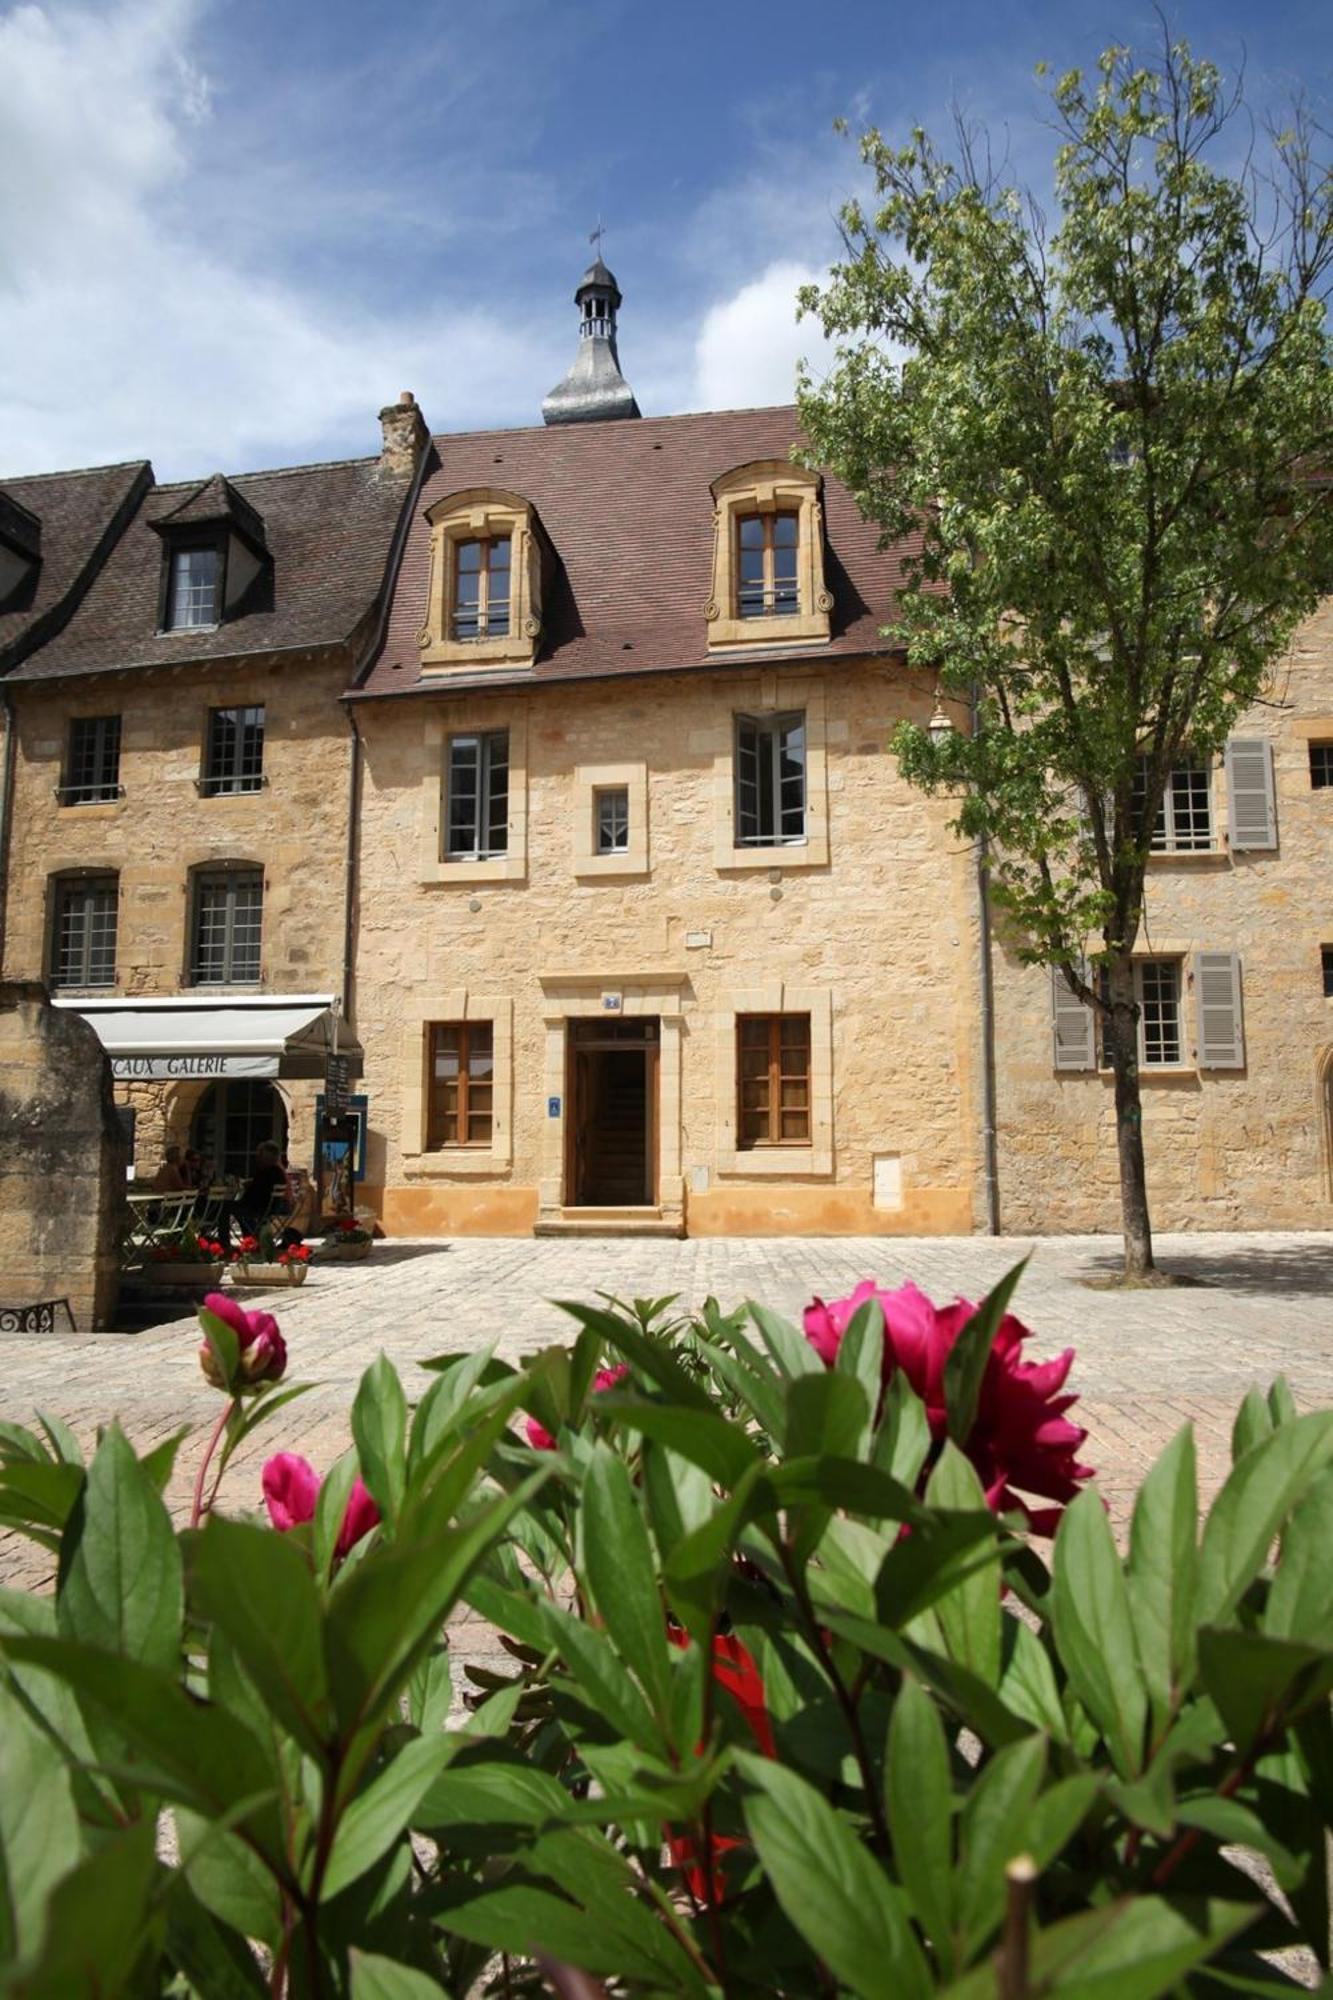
[0,461,150,671]
[358,405,912,700]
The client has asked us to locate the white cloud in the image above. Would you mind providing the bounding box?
[690,260,838,411]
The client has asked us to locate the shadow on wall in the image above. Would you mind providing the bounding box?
[1081,1239,1333,1297]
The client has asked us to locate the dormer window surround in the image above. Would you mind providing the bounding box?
[419,489,543,669]
[0,490,41,611]
[706,461,832,651]
[152,474,269,634]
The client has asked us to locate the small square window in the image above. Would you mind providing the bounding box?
[737,1012,811,1146]
[427,1021,494,1146]
[1310,744,1333,789]
[60,715,122,804]
[50,875,118,988]
[166,544,221,629]
[202,706,265,796]
[595,786,629,854]
[1322,946,1333,998]
[446,731,509,860]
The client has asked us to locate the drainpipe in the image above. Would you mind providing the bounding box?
[341,703,362,1025]
[0,686,16,972]
[972,688,1001,1235]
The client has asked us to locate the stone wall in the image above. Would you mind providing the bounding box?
[352,656,988,1235]
[991,602,1333,1233]
[1,649,355,1181]
[0,980,123,1329]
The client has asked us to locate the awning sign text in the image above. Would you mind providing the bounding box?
[110,1053,280,1081]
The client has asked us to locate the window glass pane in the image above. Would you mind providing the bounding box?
[1309,744,1333,789]
[64,716,122,803]
[1139,961,1181,1066]
[53,878,117,987]
[738,515,764,549]
[735,712,806,845]
[193,872,262,984]
[457,541,482,573]
[446,733,508,858]
[596,787,629,852]
[773,513,799,547]
[1323,947,1333,998]
[169,546,220,629]
[205,705,265,794]
[488,537,511,572]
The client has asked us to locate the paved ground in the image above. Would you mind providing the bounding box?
[3,1231,1332,1605]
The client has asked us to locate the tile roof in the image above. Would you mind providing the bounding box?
[8,453,415,684]
[358,404,916,701]
[0,461,150,673]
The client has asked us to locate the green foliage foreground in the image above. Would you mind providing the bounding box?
[1,1273,1332,1998]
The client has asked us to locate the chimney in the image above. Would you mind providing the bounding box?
[378,390,428,477]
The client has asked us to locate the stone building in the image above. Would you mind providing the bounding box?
[0,397,427,1182]
[347,262,990,1236]
[990,601,1333,1232]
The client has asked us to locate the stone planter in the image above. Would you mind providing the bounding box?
[315,1239,372,1263]
[144,1261,225,1288]
[228,1262,309,1289]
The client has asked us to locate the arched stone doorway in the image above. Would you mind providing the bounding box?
[1320,1048,1333,1201]
[191,1081,289,1181]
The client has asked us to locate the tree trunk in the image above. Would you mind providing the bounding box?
[1104,953,1155,1278]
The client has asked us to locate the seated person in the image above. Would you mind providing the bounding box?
[152,1146,188,1193]
[220,1140,289,1247]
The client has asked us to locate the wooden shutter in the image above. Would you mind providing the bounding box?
[1194,951,1245,1069]
[1225,739,1277,850]
[1051,965,1096,1071]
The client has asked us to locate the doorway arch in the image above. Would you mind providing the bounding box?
[1320,1048,1333,1201]
[191,1081,288,1181]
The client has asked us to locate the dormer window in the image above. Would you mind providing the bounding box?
[737,511,799,619]
[707,462,831,650]
[0,490,42,612]
[152,474,269,635]
[166,544,221,629]
[453,537,511,640]
[420,490,542,670]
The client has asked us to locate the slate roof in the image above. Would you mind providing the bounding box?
[357,405,915,701]
[8,454,415,684]
[0,460,150,673]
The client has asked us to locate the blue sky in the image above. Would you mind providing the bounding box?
[1,0,1328,479]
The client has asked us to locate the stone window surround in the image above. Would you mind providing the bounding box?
[400,993,514,1176]
[418,487,543,671]
[537,972,686,1219]
[418,704,527,885]
[712,670,829,871]
[572,760,649,877]
[715,983,833,1177]
[705,460,832,651]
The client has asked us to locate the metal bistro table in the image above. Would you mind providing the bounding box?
[123,1190,205,1259]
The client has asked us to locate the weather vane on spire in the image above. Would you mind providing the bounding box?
[588,218,605,255]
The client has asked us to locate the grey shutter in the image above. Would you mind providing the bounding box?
[1051,965,1096,1071]
[1195,951,1245,1069]
[1225,739,1277,850]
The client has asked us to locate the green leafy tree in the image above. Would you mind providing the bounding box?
[797,33,1333,1276]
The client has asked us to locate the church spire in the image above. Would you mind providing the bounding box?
[541,239,641,426]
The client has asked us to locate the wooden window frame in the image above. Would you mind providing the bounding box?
[445,730,509,862]
[190,867,263,986]
[706,461,831,650]
[735,509,800,620]
[451,535,512,642]
[426,1020,494,1149]
[736,1011,812,1148]
[735,710,807,846]
[201,704,266,797]
[420,489,542,669]
[49,873,118,990]
[163,539,223,631]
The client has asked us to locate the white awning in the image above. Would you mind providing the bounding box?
[51,995,356,1082]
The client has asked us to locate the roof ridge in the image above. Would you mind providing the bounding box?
[428,402,799,447]
[152,451,380,493]
[1,459,149,485]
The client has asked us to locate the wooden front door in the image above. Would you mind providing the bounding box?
[566,1018,659,1206]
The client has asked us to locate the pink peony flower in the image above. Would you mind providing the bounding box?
[197,1291,287,1389]
[803,1280,1092,1532]
[261,1452,380,1557]
[525,1363,631,1451]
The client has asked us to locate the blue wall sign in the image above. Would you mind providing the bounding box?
[547,1095,562,1118]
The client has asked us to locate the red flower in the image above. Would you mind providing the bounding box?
[197,1291,287,1390]
[236,1234,260,1256]
[278,1243,311,1265]
[261,1452,380,1557]
[803,1280,1092,1532]
[525,1364,630,1451]
[665,1631,774,1903]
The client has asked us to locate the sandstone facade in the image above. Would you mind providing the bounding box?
[990,599,1333,1233]
[353,660,989,1236]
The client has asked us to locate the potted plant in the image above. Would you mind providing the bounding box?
[227,1226,312,1289]
[143,1225,227,1287]
[315,1215,373,1263]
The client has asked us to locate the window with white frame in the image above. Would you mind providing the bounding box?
[51,875,118,988]
[1132,755,1213,851]
[735,711,806,846]
[594,785,629,854]
[446,731,509,861]
[165,544,221,629]
[1099,959,1183,1068]
[191,869,263,984]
